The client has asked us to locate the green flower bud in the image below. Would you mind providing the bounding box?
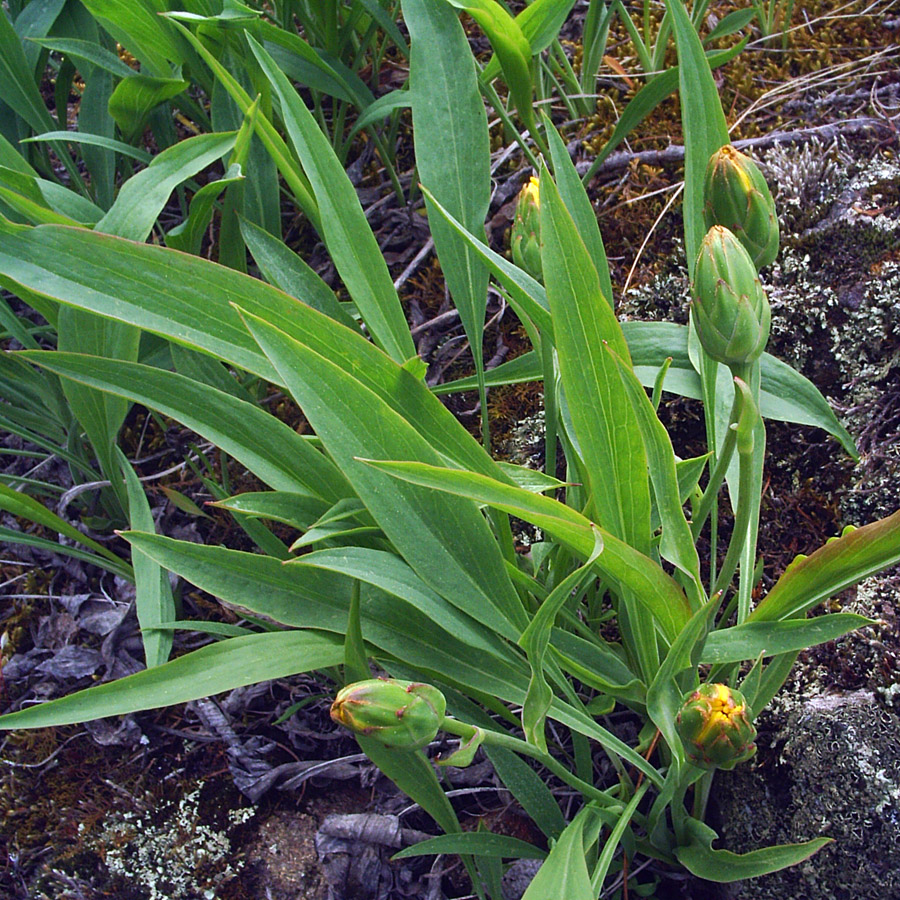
[330,678,446,750]
[691,225,771,367]
[511,175,543,282]
[676,683,757,770]
[703,145,779,269]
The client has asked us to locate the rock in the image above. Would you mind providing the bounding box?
[711,689,900,899]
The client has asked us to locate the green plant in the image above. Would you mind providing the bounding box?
[1,1,898,896]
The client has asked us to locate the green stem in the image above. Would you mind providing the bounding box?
[440,716,623,809]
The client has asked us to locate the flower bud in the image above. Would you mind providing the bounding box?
[691,225,771,367]
[676,683,757,770]
[330,678,446,750]
[703,145,779,269]
[510,175,542,282]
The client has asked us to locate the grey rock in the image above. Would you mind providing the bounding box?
[712,689,900,900]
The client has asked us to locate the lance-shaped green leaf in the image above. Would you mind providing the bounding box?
[646,596,722,769]
[363,459,693,641]
[0,631,344,730]
[521,806,595,900]
[240,309,526,640]
[404,0,492,436]
[442,0,536,140]
[21,350,350,502]
[107,74,189,143]
[518,529,604,752]
[122,533,531,700]
[607,344,704,608]
[80,0,186,76]
[120,451,174,669]
[98,131,237,242]
[540,166,651,552]
[165,17,318,226]
[247,36,414,363]
[749,511,900,622]
[0,482,130,574]
[675,817,831,882]
[0,223,503,480]
[701,614,875,663]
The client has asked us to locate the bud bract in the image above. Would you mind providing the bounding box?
[703,145,779,269]
[511,175,542,282]
[691,225,771,367]
[330,678,446,750]
[676,683,757,770]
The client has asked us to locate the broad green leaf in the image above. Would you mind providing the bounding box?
[122,533,532,700]
[0,631,344,730]
[0,223,504,480]
[404,0,492,436]
[544,116,613,303]
[288,548,510,657]
[240,309,525,639]
[79,0,186,76]
[749,511,900,622]
[701,613,874,663]
[393,832,547,860]
[540,167,651,551]
[247,36,414,363]
[675,817,831,882]
[108,74,189,142]
[0,481,126,568]
[210,491,330,530]
[550,630,646,706]
[238,216,358,331]
[22,351,350,502]
[364,459,693,641]
[98,131,236,241]
[608,345,703,607]
[487,745,567,840]
[521,807,594,900]
[120,451,175,668]
[0,167,84,226]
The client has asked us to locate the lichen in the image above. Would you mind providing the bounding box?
[96,786,255,900]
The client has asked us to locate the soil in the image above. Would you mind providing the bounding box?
[2,3,900,898]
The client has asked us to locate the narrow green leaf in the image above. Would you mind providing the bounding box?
[540,167,651,551]
[364,458,693,641]
[676,818,831,882]
[22,351,350,502]
[702,614,874,663]
[120,451,175,668]
[247,36,414,363]
[750,511,900,622]
[98,131,236,242]
[404,0,492,437]
[393,832,547,860]
[240,309,525,639]
[238,215,358,332]
[0,631,344,730]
